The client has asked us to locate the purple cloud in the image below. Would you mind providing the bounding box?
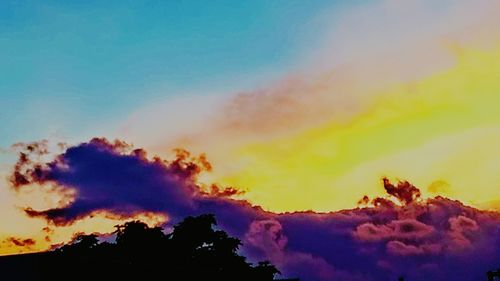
[9,138,500,281]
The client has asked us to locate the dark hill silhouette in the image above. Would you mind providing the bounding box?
[0,214,282,281]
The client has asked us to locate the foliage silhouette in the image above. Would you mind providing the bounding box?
[33,214,281,281]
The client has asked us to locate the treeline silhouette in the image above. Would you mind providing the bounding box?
[3,214,282,281]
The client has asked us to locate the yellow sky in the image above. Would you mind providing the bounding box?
[210,45,500,212]
[118,0,500,215]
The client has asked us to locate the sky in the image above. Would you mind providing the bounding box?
[1,1,500,280]
[0,0,353,146]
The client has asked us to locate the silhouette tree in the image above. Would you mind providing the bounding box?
[33,214,282,281]
[166,214,279,280]
[488,269,500,281]
[255,261,282,280]
[114,220,166,267]
[56,233,99,255]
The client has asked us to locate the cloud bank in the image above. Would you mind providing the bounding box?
[10,139,500,281]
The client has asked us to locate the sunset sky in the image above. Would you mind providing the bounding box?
[1,1,499,280]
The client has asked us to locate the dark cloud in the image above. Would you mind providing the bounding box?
[382,177,421,205]
[9,138,500,281]
[11,138,210,224]
[447,215,480,250]
[3,237,36,247]
[385,240,441,256]
[9,140,50,189]
[354,219,435,242]
[205,184,245,197]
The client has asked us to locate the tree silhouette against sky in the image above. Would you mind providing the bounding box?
[37,214,280,281]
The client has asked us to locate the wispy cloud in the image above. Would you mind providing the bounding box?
[117,0,500,213]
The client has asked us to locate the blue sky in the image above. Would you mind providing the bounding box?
[0,0,359,147]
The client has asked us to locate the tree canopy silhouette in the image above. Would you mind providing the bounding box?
[35,214,280,281]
